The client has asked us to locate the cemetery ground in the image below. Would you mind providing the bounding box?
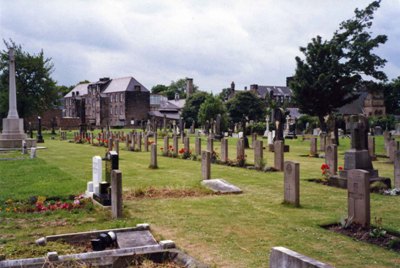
[0,132,400,267]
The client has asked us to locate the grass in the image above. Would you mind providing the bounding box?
[0,130,400,267]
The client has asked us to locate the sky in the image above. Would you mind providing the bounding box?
[1,0,399,94]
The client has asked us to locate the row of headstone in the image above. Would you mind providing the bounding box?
[60,131,67,140]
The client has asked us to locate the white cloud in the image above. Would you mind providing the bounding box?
[0,0,398,92]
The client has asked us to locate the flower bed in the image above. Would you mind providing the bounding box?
[0,195,92,214]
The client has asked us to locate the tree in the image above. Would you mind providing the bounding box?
[0,40,59,119]
[198,95,228,130]
[181,91,210,127]
[383,76,400,115]
[226,91,266,123]
[151,78,198,100]
[290,1,387,130]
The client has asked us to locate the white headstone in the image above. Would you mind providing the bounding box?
[92,156,102,194]
[238,132,243,139]
[30,147,36,159]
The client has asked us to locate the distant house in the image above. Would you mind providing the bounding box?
[337,90,386,117]
[227,81,293,106]
[64,76,150,128]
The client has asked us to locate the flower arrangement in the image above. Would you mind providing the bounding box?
[179,148,192,159]
[160,145,177,157]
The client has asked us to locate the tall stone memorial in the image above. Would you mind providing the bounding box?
[0,48,35,148]
[339,115,390,188]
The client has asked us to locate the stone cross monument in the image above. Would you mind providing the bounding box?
[0,48,35,148]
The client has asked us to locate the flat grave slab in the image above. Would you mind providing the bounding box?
[201,179,242,194]
[117,230,158,248]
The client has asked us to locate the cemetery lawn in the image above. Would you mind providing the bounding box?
[1,132,400,267]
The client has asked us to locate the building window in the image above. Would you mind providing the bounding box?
[110,94,113,103]
[120,106,123,115]
[120,93,123,102]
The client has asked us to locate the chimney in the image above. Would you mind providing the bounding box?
[231,81,235,91]
[186,78,193,99]
[250,84,258,91]
[286,76,293,87]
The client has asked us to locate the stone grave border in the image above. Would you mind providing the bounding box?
[0,224,208,268]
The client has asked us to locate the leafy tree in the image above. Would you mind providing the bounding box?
[218,87,232,101]
[151,78,198,100]
[290,1,387,130]
[226,91,266,123]
[0,40,59,119]
[383,76,400,115]
[198,95,228,130]
[181,91,210,127]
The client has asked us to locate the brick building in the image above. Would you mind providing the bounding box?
[64,76,150,128]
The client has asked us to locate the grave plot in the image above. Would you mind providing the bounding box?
[0,224,208,268]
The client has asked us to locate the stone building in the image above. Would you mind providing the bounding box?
[64,76,150,128]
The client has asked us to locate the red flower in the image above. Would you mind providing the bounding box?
[321,163,329,170]
[338,166,343,171]
[160,147,164,151]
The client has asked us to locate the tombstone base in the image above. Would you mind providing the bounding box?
[269,144,289,152]
[344,149,373,170]
[0,138,36,149]
[93,193,111,206]
[328,175,391,190]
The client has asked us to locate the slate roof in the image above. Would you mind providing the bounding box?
[148,110,180,120]
[255,86,292,99]
[64,83,90,97]
[102,76,149,93]
[159,101,180,112]
[168,99,186,109]
[337,92,368,115]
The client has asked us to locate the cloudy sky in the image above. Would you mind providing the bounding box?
[1,0,399,93]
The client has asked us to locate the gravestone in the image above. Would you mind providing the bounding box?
[347,169,370,228]
[319,133,326,152]
[173,135,178,155]
[201,151,211,180]
[236,138,245,163]
[274,141,284,171]
[114,140,119,155]
[254,140,263,170]
[388,140,398,162]
[374,126,383,135]
[263,116,270,137]
[220,138,228,163]
[163,136,169,155]
[30,147,37,159]
[284,161,300,207]
[207,137,213,152]
[368,136,376,161]
[195,137,201,156]
[184,137,190,153]
[130,133,136,151]
[108,138,113,152]
[149,144,158,169]
[144,135,149,152]
[111,170,123,219]
[137,132,142,152]
[251,133,257,148]
[21,140,27,154]
[325,144,337,175]
[395,150,400,188]
[91,156,102,195]
[310,136,318,157]
[105,151,119,183]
